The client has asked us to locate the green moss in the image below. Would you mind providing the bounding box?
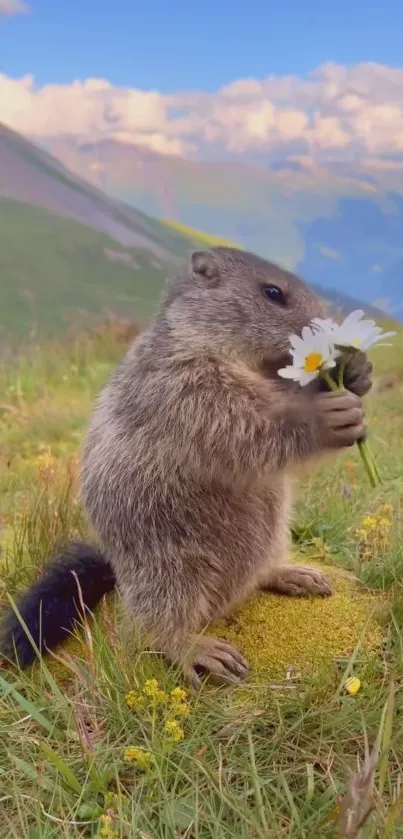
[214,563,385,682]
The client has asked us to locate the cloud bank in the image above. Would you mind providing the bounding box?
[0,0,29,16]
[2,62,403,169]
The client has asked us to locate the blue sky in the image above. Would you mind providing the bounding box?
[1,0,403,90]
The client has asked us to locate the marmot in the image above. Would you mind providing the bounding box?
[1,248,372,686]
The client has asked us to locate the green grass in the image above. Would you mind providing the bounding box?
[0,197,237,345]
[1,325,403,836]
[0,198,170,341]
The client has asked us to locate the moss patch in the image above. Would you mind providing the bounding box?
[214,563,385,683]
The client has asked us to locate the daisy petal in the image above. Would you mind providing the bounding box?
[301,325,314,343]
[311,317,336,336]
[377,331,397,340]
[289,333,306,352]
[278,366,300,380]
[299,370,317,386]
[342,309,366,327]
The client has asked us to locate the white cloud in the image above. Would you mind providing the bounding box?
[2,61,403,170]
[0,0,29,15]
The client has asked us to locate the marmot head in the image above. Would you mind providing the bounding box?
[164,247,325,370]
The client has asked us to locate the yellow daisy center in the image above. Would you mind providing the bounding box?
[304,352,323,373]
[352,338,361,346]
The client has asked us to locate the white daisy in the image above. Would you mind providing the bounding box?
[311,316,335,334]
[311,309,396,351]
[278,325,340,386]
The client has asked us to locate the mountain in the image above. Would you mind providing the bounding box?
[43,136,403,319]
[0,124,235,342]
[0,123,389,344]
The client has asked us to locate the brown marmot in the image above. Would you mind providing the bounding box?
[1,247,372,686]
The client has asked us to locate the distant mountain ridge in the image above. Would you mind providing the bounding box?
[0,122,393,344]
[43,135,403,320]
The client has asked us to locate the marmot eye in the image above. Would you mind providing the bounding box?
[263,284,285,305]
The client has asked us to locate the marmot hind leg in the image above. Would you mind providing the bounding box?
[120,569,249,689]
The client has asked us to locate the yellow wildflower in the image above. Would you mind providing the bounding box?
[142,678,168,702]
[354,505,392,560]
[123,747,153,770]
[142,678,159,695]
[164,719,185,743]
[96,814,118,838]
[171,701,191,718]
[170,687,188,702]
[169,686,190,717]
[125,690,145,711]
[104,791,127,811]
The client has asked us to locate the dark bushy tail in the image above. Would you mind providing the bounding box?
[0,541,116,669]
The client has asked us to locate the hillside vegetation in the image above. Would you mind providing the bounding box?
[0,198,187,340]
[0,123,242,342]
[0,192,386,345]
[0,122,391,346]
[1,321,403,836]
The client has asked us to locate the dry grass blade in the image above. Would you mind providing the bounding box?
[337,751,376,838]
[337,681,396,838]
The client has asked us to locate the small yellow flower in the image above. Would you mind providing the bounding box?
[171,701,191,718]
[123,747,153,770]
[164,719,185,743]
[345,676,361,696]
[125,690,145,711]
[104,792,127,811]
[354,505,393,560]
[169,686,190,717]
[143,678,159,695]
[96,814,118,838]
[142,678,168,702]
[170,687,188,702]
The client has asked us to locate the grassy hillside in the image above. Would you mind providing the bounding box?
[0,197,242,343]
[0,123,392,345]
[0,122,207,261]
[0,122,246,342]
[0,198,170,340]
[1,323,403,836]
[0,196,388,346]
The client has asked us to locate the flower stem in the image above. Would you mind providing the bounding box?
[338,359,346,389]
[321,369,339,394]
[320,369,380,487]
[371,453,382,484]
[357,439,378,488]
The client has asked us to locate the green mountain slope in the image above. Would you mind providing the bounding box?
[0,195,385,345]
[0,198,172,340]
[0,123,390,344]
[0,122,238,342]
[0,122,231,267]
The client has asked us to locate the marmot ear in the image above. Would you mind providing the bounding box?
[190,250,220,287]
